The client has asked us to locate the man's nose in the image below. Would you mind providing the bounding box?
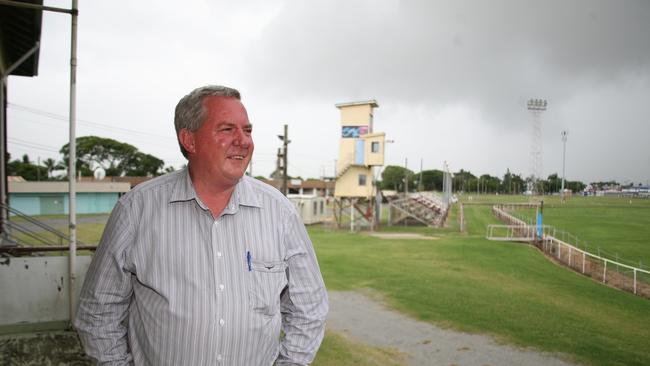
[233,127,251,147]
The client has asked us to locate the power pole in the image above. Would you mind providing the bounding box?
[404,157,408,194]
[418,158,423,191]
[278,124,290,196]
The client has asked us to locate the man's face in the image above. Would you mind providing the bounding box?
[187,96,253,187]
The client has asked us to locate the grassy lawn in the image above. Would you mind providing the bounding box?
[313,331,406,366]
[311,202,650,366]
[9,214,107,247]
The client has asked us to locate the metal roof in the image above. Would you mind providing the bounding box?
[0,0,43,77]
[9,181,131,193]
[335,100,379,109]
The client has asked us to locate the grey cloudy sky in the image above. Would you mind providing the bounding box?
[7,0,650,184]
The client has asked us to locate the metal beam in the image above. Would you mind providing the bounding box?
[0,0,75,14]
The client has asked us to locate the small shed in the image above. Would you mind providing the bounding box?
[8,181,130,215]
[288,195,328,225]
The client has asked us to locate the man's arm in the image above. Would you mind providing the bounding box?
[277,212,329,366]
[74,201,134,365]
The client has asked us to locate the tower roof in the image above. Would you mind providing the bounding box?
[335,100,379,109]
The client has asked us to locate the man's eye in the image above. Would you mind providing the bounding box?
[244,128,253,135]
[218,127,234,133]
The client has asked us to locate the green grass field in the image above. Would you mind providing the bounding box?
[467,195,650,267]
[312,200,650,366]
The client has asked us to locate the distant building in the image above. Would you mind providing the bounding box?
[77,175,153,188]
[288,195,328,225]
[334,100,385,198]
[258,178,335,197]
[8,181,130,215]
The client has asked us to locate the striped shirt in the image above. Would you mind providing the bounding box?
[75,168,328,366]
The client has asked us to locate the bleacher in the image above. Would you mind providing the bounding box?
[388,193,449,227]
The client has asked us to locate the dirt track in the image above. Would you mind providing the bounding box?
[327,290,581,366]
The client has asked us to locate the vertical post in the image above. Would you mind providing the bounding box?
[561,131,567,201]
[350,199,354,232]
[404,157,408,195]
[603,260,607,283]
[633,269,637,295]
[569,247,572,267]
[582,252,586,273]
[0,41,40,242]
[68,0,79,323]
[0,77,6,237]
[280,124,289,196]
[418,158,423,192]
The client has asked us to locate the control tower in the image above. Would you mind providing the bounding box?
[333,100,385,230]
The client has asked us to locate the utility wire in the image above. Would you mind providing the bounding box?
[8,103,176,141]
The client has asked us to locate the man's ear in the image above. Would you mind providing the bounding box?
[179,128,196,155]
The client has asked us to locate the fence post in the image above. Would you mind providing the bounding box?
[569,247,572,267]
[557,241,561,259]
[603,260,607,283]
[582,252,586,274]
[634,269,637,295]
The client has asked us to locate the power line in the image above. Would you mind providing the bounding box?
[8,103,176,141]
[8,139,60,153]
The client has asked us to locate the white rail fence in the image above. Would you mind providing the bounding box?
[488,205,650,299]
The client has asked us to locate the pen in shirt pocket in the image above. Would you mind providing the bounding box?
[246,250,252,271]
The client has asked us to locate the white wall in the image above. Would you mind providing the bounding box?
[0,255,92,325]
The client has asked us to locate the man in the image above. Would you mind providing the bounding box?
[75,85,328,365]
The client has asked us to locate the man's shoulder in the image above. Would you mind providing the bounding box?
[121,170,185,202]
[241,176,294,209]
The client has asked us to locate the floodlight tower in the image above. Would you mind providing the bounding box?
[561,130,568,200]
[527,98,547,195]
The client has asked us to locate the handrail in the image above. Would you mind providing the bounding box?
[0,203,84,247]
[4,221,62,246]
[490,203,650,297]
[1,203,72,239]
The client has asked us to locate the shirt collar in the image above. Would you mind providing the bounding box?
[169,167,262,211]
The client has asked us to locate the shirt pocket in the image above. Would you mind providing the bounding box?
[248,259,288,316]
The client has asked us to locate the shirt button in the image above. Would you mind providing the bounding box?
[217,354,222,362]
[217,251,222,258]
[219,318,225,326]
[219,284,225,291]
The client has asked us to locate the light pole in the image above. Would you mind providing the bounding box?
[561,130,568,201]
[527,98,547,195]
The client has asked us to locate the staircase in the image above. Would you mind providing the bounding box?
[0,203,86,254]
[388,193,449,227]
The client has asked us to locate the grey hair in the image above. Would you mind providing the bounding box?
[174,85,241,158]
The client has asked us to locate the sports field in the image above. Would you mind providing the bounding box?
[311,197,650,366]
[466,195,650,267]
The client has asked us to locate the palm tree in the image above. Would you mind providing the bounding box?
[43,158,57,179]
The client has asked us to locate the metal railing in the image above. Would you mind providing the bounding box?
[0,203,86,252]
[489,204,650,299]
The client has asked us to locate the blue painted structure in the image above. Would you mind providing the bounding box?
[9,192,121,215]
[7,181,131,216]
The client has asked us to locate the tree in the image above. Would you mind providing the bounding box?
[7,154,48,181]
[419,170,444,191]
[60,136,164,177]
[380,165,415,191]
[42,158,64,178]
[453,169,476,193]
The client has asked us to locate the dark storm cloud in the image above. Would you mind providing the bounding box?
[242,0,650,122]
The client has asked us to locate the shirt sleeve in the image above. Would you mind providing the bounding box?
[74,200,135,365]
[276,211,329,365]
